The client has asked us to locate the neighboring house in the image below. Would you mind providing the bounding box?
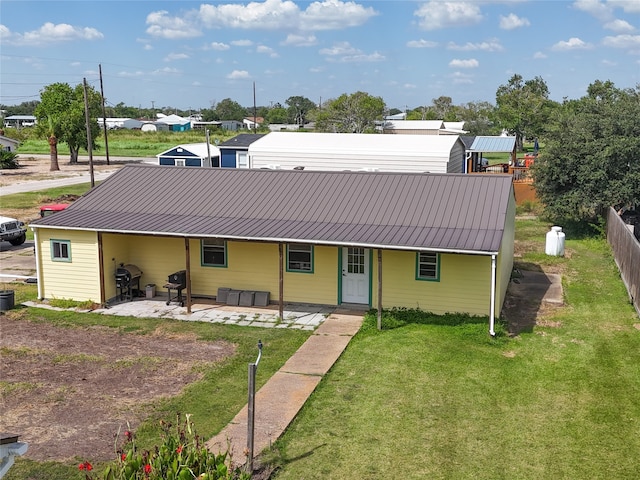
[243,116,264,130]
[381,120,467,135]
[248,132,466,173]
[30,165,515,334]
[98,118,143,130]
[156,114,191,132]
[0,135,20,152]
[141,122,170,132]
[156,143,220,167]
[218,134,266,168]
[3,115,37,128]
[268,123,303,132]
[220,120,243,131]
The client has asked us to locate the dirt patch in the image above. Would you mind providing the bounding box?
[0,313,235,462]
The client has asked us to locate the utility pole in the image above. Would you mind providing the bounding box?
[99,64,110,165]
[252,82,257,133]
[82,78,95,188]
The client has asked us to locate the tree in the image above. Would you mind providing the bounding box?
[266,106,289,124]
[214,98,247,121]
[34,82,102,165]
[493,74,556,151]
[533,81,640,222]
[285,96,317,125]
[315,91,385,133]
[458,101,497,136]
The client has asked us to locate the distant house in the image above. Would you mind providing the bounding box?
[466,136,517,173]
[0,135,20,152]
[4,115,36,128]
[156,143,220,167]
[141,122,170,132]
[98,118,143,130]
[156,114,191,132]
[382,120,466,135]
[220,120,243,131]
[268,124,304,132]
[247,132,466,173]
[29,165,515,334]
[243,117,264,130]
[218,134,266,168]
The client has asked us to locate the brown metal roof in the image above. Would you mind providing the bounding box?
[31,165,514,254]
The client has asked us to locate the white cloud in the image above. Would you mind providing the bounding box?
[335,51,385,63]
[403,83,417,89]
[281,34,317,46]
[447,39,503,52]
[3,22,104,46]
[197,0,377,31]
[499,13,530,30]
[414,1,483,30]
[407,39,438,48]
[227,69,250,79]
[449,58,479,68]
[207,42,230,51]
[551,37,593,50]
[146,10,201,39]
[143,44,153,51]
[608,0,640,13]
[319,41,360,56]
[309,66,324,72]
[151,67,180,75]
[450,71,473,85]
[231,39,253,46]
[164,53,190,61]
[257,45,279,57]
[602,34,640,49]
[603,19,635,32]
[117,70,146,78]
[533,51,547,59]
[573,0,611,21]
[299,0,378,30]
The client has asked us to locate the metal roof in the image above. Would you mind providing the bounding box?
[156,143,221,159]
[31,165,513,255]
[250,132,462,158]
[219,134,266,149]
[469,136,516,153]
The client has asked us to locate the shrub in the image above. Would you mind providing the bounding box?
[0,149,20,169]
[80,414,250,480]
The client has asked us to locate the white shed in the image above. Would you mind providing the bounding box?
[248,132,465,173]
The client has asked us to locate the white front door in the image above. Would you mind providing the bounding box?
[342,247,369,304]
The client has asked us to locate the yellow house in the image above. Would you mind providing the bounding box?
[30,165,515,335]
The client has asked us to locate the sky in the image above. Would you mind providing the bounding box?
[1,0,639,112]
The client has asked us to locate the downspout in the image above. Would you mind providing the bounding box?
[33,228,44,300]
[489,254,497,337]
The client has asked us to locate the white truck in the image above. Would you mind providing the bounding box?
[0,216,27,246]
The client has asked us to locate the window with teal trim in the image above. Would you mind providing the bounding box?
[416,252,439,281]
[201,239,227,267]
[51,239,71,262]
[287,244,313,273]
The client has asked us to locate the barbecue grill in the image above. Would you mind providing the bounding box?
[164,270,186,306]
[115,264,143,301]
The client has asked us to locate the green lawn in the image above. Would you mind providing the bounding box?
[270,218,640,479]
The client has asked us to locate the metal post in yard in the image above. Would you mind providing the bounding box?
[246,339,263,473]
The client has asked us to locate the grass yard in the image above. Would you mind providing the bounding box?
[269,218,640,479]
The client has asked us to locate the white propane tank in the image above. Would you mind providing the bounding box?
[545,226,565,256]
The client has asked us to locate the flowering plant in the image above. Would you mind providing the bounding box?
[79,413,249,480]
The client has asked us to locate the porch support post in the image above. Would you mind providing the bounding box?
[98,232,106,305]
[279,243,284,320]
[489,254,497,337]
[34,229,44,300]
[184,237,192,313]
[377,249,383,330]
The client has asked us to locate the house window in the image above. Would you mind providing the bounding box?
[416,252,440,281]
[201,239,227,267]
[175,159,186,167]
[287,244,313,273]
[51,240,71,262]
[237,152,249,168]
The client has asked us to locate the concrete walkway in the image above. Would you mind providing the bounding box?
[205,310,364,461]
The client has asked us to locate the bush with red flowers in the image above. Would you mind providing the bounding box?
[79,413,249,480]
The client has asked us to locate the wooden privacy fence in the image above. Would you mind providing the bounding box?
[607,207,640,317]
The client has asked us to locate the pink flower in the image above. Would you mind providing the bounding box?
[176,445,183,454]
[144,463,152,474]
